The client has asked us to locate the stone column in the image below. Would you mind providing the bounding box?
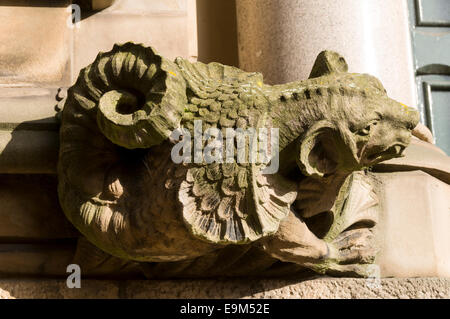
[236,0,417,107]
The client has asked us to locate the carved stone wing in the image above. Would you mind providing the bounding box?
[173,57,295,244]
[178,162,297,244]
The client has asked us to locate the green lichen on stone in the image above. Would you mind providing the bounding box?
[58,42,419,278]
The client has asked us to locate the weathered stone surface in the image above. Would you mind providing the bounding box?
[0,0,447,284]
[0,279,118,299]
[0,88,59,125]
[58,42,419,278]
[0,278,448,299]
[368,136,450,277]
[375,170,450,277]
[73,0,197,76]
[0,2,71,86]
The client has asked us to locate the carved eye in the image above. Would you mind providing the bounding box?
[357,121,378,136]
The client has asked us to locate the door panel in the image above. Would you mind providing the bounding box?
[408,0,450,154]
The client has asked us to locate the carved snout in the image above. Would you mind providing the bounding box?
[365,142,407,163]
[362,125,412,165]
[389,144,406,156]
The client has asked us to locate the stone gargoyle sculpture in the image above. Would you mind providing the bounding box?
[57,43,419,278]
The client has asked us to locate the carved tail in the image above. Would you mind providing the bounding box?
[58,43,187,259]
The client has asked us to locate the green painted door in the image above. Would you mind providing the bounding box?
[408,0,450,154]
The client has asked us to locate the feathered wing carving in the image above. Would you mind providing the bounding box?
[175,58,264,100]
[175,57,268,131]
[179,163,297,244]
[174,58,297,244]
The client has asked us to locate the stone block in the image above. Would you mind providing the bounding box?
[375,170,450,277]
[0,2,71,87]
[0,279,119,299]
[73,0,197,76]
[0,88,59,126]
[0,277,448,299]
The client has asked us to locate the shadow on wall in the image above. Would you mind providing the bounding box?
[196,0,239,67]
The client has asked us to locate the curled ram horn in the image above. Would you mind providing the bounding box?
[67,42,187,149]
[58,43,189,260]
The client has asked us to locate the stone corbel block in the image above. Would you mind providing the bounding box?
[375,170,450,277]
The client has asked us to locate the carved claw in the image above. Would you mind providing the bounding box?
[330,228,376,264]
[305,228,377,277]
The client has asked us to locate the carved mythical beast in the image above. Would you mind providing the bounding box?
[58,43,419,278]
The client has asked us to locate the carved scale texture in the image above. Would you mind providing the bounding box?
[175,59,297,244]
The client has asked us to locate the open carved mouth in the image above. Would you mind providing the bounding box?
[365,143,406,164]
